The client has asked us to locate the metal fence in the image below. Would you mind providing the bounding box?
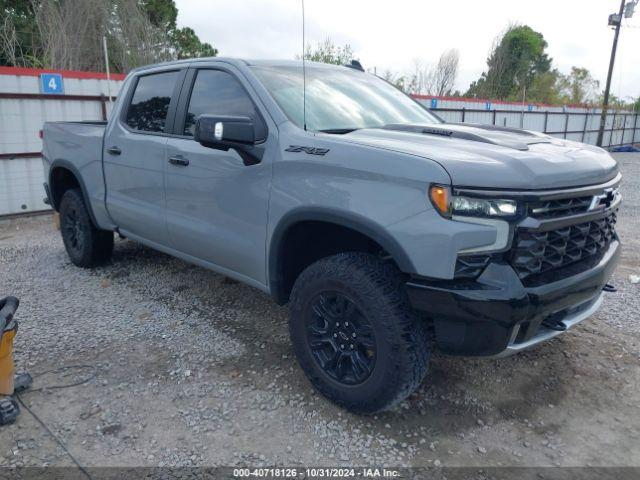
[0,66,124,216]
[0,92,115,161]
[419,104,640,148]
[0,91,116,215]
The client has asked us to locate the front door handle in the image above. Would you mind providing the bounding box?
[106,146,121,156]
[168,155,189,167]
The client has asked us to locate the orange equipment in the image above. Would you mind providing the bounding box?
[0,296,20,426]
[0,296,18,396]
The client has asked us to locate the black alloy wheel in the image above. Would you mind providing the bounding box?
[62,203,85,256]
[307,291,376,385]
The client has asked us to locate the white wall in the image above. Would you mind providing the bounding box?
[0,157,48,217]
[0,68,124,216]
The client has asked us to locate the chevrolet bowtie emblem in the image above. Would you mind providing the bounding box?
[588,188,616,211]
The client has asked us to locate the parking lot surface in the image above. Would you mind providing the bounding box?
[0,153,639,469]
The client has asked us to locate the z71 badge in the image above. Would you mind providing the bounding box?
[284,145,330,156]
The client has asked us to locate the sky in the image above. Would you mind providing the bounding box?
[175,0,640,100]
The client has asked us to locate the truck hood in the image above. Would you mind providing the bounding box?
[343,123,619,189]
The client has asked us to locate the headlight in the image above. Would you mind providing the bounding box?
[429,185,518,219]
[452,196,517,217]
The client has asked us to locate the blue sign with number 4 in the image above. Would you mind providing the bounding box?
[40,73,64,94]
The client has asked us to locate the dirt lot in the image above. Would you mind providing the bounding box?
[0,153,639,471]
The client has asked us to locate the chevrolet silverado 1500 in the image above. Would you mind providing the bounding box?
[42,58,621,413]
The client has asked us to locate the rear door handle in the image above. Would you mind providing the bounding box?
[168,155,189,166]
[106,146,121,156]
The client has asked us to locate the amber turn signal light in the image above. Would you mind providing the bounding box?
[429,185,451,217]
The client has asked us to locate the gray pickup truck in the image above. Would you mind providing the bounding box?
[42,58,621,413]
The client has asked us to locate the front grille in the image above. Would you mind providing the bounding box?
[510,209,617,280]
[529,196,592,219]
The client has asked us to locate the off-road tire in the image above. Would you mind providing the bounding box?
[289,252,429,414]
[59,188,113,267]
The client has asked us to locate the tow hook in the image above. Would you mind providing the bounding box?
[603,283,617,293]
[541,309,568,331]
[542,318,568,332]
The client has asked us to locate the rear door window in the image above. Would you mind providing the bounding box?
[125,71,180,133]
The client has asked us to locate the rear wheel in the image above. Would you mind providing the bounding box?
[59,188,113,267]
[289,252,429,414]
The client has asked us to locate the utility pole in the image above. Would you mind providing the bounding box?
[520,83,526,129]
[596,0,627,146]
[102,35,113,110]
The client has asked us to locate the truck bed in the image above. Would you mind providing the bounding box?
[42,122,107,165]
[42,121,111,228]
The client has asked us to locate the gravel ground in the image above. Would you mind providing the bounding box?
[0,153,639,470]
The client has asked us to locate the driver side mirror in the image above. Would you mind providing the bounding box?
[194,115,255,149]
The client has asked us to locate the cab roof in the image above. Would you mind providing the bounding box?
[128,57,353,75]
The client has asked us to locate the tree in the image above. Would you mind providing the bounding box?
[30,0,171,72]
[0,0,41,67]
[141,0,178,31]
[634,96,640,113]
[301,37,353,65]
[0,0,217,71]
[140,1,216,59]
[407,59,429,94]
[527,69,562,104]
[404,49,459,96]
[381,69,410,93]
[170,27,217,59]
[557,67,600,105]
[431,49,459,96]
[598,93,634,111]
[466,25,551,100]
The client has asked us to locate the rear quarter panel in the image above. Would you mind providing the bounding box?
[42,122,114,229]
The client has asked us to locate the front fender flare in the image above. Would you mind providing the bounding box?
[268,207,416,304]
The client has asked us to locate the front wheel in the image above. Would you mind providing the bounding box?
[59,188,113,267]
[289,252,429,414]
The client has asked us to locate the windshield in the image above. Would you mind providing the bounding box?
[251,64,440,132]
